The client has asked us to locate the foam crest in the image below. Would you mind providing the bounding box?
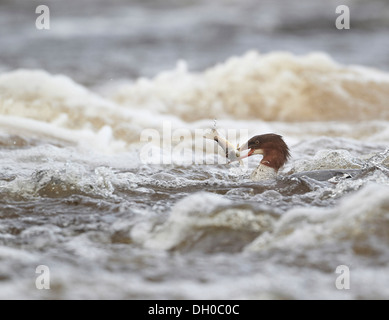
[0,69,182,151]
[132,192,276,253]
[246,183,389,255]
[2,53,389,157]
[289,149,363,173]
[111,51,389,122]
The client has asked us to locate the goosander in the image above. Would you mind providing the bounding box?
[237,134,367,181]
[204,129,368,183]
[204,129,290,181]
[204,129,383,182]
[238,134,291,180]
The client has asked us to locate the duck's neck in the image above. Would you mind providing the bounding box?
[250,163,277,181]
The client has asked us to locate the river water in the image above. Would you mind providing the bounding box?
[0,0,389,299]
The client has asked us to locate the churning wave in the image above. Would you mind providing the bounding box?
[1,51,389,299]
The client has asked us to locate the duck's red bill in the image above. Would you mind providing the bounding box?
[237,148,254,160]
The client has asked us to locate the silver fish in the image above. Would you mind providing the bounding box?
[203,128,248,164]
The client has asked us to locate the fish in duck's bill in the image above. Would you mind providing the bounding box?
[205,131,387,183]
[203,128,249,165]
[204,129,291,180]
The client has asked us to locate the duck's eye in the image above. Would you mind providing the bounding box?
[255,140,259,144]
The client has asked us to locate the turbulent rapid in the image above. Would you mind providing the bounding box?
[1,49,389,299]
